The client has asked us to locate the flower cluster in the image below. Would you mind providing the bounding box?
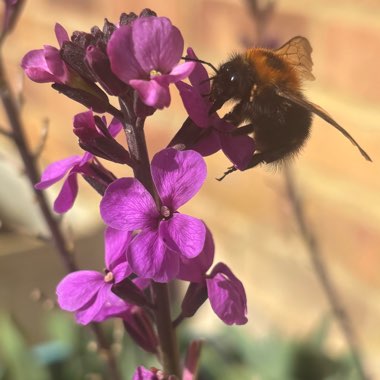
[24,8,249,378]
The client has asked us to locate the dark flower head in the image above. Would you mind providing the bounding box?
[108,16,195,109]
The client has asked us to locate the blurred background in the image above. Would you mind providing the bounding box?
[1,0,379,379]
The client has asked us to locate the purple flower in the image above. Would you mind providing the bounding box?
[72,109,131,164]
[133,367,166,380]
[206,263,248,325]
[21,23,71,84]
[177,226,215,283]
[107,16,195,109]
[100,148,207,282]
[180,255,248,325]
[56,227,133,325]
[176,49,255,170]
[35,110,122,213]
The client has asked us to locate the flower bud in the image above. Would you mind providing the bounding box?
[52,83,110,113]
[123,306,158,354]
[111,277,150,308]
[181,282,208,318]
[85,45,128,95]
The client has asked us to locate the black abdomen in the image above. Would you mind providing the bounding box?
[251,90,312,160]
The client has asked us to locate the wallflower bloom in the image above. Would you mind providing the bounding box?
[100,148,207,282]
[108,16,195,109]
[133,366,169,380]
[206,263,248,325]
[179,241,248,325]
[56,228,133,325]
[175,49,255,170]
[35,110,122,213]
[21,23,71,84]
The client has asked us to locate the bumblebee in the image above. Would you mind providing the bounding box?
[208,37,371,178]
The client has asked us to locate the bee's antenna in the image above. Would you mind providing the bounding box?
[200,76,216,84]
[181,57,219,74]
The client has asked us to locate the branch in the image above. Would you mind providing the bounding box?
[33,118,49,159]
[0,126,12,138]
[0,52,122,380]
[283,164,370,380]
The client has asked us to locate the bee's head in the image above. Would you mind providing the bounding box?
[210,56,256,113]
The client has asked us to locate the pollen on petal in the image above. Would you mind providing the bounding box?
[150,69,162,78]
[104,272,114,283]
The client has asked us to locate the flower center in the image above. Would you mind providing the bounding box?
[104,271,114,283]
[150,69,162,78]
[160,205,172,220]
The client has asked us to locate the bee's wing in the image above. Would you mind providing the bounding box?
[275,36,315,81]
[275,88,372,161]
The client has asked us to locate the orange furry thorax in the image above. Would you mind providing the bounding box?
[244,48,301,93]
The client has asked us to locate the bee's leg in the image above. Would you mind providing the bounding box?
[245,145,298,169]
[223,101,246,126]
[216,166,237,181]
[231,124,255,136]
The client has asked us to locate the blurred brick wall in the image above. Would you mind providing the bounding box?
[1,0,380,377]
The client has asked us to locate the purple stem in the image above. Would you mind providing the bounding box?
[119,98,181,377]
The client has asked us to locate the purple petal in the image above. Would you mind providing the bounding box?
[108,117,123,138]
[192,130,221,156]
[186,48,211,93]
[54,23,69,47]
[53,171,79,213]
[129,78,170,109]
[112,261,131,283]
[151,148,207,210]
[73,109,96,130]
[75,284,109,325]
[44,45,68,83]
[107,25,146,83]
[160,214,206,259]
[178,226,215,282]
[132,17,184,74]
[21,49,57,83]
[100,178,158,231]
[35,155,82,189]
[206,263,248,325]
[176,81,210,128]
[155,61,196,86]
[56,270,103,312]
[92,290,131,322]
[219,133,255,170]
[128,229,179,282]
[78,152,93,167]
[133,366,157,380]
[104,227,132,270]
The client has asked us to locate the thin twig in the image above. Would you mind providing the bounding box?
[283,164,370,380]
[33,118,49,159]
[0,126,12,138]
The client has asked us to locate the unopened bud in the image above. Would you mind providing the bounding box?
[123,306,158,354]
[181,282,208,318]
